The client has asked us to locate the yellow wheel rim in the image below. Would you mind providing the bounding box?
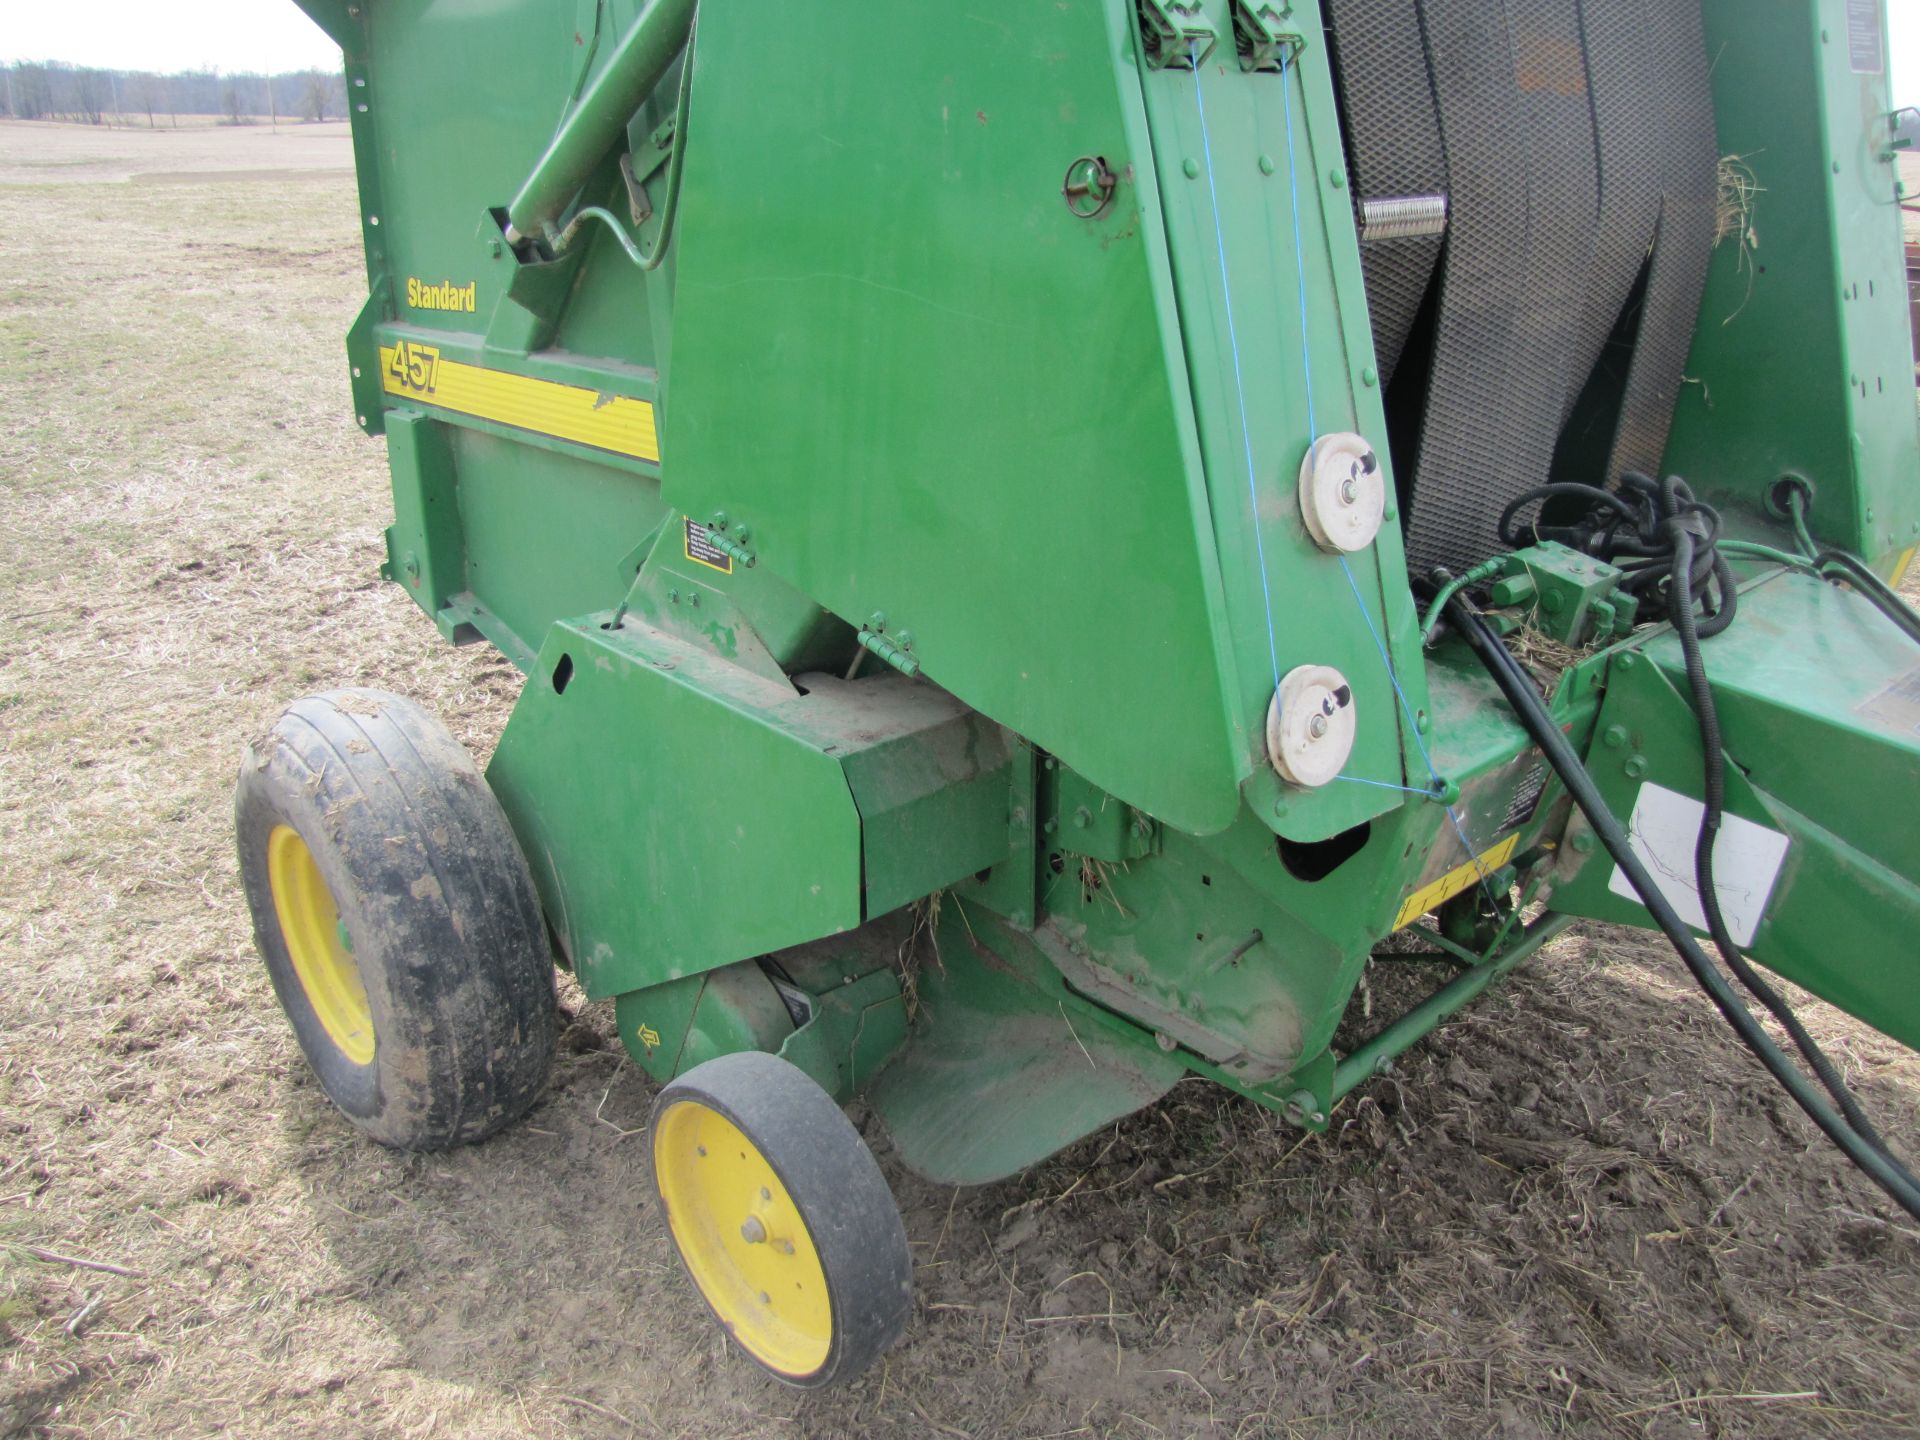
[654,1099,833,1377]
[266,824,375,1067]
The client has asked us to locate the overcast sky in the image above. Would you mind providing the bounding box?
[1,1,1916,106]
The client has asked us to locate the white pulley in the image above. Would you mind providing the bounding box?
[1266,664,1357,789]
[1297,432,1386,553]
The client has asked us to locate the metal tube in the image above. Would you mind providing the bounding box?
[1330,913,1576,1103]
[505,0,698,247]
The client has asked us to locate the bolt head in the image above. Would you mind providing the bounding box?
[1308,714,1329,740]
[740,1216,768,1245]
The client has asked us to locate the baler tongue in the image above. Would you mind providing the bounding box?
[1550,568,1920,1052]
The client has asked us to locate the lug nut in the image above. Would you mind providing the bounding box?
[740,1216,768,1245]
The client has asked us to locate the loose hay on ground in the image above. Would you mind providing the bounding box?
[2,119,1917,1439]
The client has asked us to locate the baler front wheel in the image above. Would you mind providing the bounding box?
[650,1052,911,1387]
[235,689,556,1150]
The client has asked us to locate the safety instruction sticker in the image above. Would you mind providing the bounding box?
[1857,663,1920,737]
[1393,832,1520,931]
[1606,783,1789,948]
[1846,0,1883,74]
[683,519,733,574]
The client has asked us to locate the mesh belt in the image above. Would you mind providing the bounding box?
[1606,0,1718,481]
[1323,0,1718,577]
[1322,0,1449,385]
[1569,0,1662,413]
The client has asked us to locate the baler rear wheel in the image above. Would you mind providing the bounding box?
[235,689,556,1150]
[649,1052,911,1387]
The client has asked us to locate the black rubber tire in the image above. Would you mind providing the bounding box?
[650,1052,912,1387]
[235,688,556,1149]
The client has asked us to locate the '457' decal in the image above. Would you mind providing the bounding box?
[385,339,441,395]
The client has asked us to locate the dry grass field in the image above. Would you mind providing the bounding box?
[2,118,1919,1439]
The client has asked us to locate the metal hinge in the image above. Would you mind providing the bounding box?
[701,514,757,569]
[1137,0,1216,71]
[1231,1,1304,73]
[856,615,920,678]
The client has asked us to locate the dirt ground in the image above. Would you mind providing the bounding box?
[3,119,1918,1440]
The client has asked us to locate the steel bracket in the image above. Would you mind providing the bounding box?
[1230,1,1304,74]
[1137,0,1216,71]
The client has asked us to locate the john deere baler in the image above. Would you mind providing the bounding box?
[240,0,1920,1385]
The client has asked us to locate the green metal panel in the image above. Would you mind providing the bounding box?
[487,619,866,999]
[339,0,666,370]
[447,430,666,664]
[487,616,1015,1000]
[1666,0,1920,563]
[661,0,1244,837]
[839,716,1014,921]
[627,514,858,676]
[775,969,910,1104]
[653,961,803,1081]
[863,901,1187,1186]
[1130,0,1426,843]
[380,413,463,621]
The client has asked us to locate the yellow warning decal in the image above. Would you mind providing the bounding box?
[1392,831,1521,932]
[379,340,659,463]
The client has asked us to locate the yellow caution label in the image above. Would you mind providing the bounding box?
[682,518,733,574]
[1392,831,1521,932]
[379,340,659,463]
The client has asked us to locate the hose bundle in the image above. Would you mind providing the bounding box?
[1497,472,1736,635]
[1451,473,1920,1220]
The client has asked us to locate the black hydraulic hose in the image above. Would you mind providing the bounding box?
[1665,518,1890,1149]
[1815,550,1920,647]
[1446,594,1920,1220]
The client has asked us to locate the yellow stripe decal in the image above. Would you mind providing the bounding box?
[379,341,659,463]
[1392,831,1521,932]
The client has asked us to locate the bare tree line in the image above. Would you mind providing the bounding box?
[2,62,344,126]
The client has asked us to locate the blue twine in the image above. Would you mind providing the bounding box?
[1278,51,1317,442]
[1191,45,1283,694]
[1334,775,1438,797]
